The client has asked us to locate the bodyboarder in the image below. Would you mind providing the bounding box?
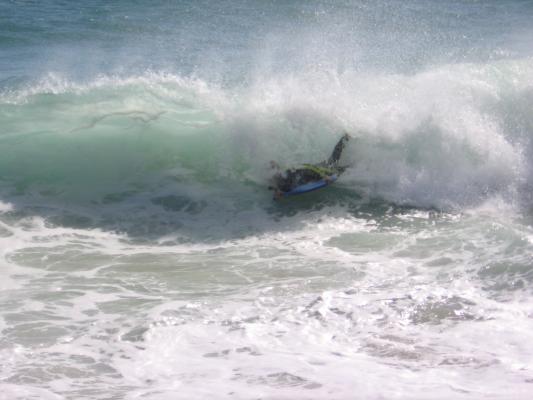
[269,133,351,199]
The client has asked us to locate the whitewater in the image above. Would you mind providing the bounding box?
[1,1,533,399]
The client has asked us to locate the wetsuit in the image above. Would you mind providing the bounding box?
[271,133,350,194]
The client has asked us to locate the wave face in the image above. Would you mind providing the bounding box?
[2,1,533,400]
[1,61,533,211]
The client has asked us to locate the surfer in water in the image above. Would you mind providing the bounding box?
[269,133,351,199]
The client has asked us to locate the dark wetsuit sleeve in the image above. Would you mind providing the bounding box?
[327,135,349,166]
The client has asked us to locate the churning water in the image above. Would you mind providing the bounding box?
[1,1,533,399]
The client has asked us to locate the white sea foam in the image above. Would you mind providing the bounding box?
[1,201,532,398]
[2,1,533,398]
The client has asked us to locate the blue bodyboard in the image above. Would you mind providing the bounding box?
[282,174,338,197]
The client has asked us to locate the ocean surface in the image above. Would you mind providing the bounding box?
[1,1,533,399]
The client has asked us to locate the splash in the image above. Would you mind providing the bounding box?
[1,59,532,210]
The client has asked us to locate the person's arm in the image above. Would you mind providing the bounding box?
[327,133,351,166]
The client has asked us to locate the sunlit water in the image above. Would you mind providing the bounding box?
[1,1,533,399]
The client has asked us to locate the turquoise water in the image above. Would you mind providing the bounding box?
[1,1,533,399]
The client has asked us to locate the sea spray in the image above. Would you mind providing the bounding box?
[2,1,533,399]
[1,59,532,209]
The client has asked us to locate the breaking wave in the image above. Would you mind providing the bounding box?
[1,58,533,211]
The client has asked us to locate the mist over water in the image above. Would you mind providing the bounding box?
[1,1,533,399]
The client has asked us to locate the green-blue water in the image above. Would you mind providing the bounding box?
[1,1,533,399]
